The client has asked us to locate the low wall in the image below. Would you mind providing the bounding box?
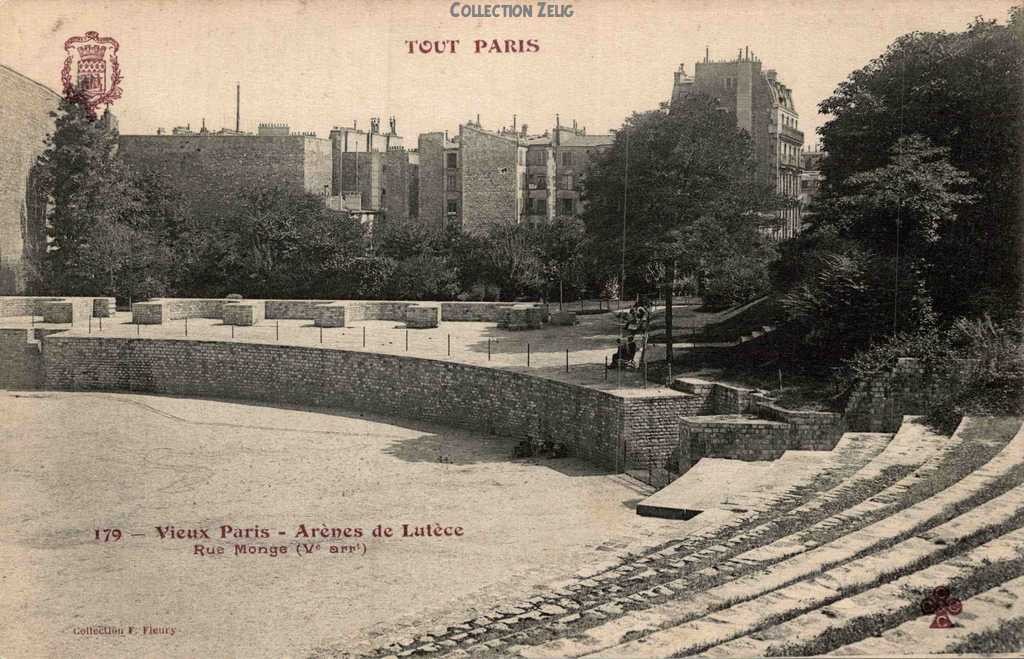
[439,301,518,322]
[845,358,941,432]
[679,416,791,467]
[264,300,334,320]
[0,296,106,320]
[751,393,846,450]
[151,298,236,320]
[345,301,413,322]
[39,335,693,471]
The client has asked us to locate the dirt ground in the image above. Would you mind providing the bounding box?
[0,391,719,658]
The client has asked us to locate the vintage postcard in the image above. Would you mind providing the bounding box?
[1,0,1021,657]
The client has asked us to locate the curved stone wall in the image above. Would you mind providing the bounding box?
[38,335,693,471]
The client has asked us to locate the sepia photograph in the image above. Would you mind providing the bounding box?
[0,0,1022,656]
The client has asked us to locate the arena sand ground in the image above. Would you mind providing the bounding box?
[0,391,725,657]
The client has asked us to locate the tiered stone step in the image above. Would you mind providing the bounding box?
[827,574,1024,656]
[597,484,1024,657]
[559,418,1024,657]
[477,417,1018,657]
[367,432,894,657]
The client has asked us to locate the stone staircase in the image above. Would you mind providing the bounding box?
[353,416,1024,658]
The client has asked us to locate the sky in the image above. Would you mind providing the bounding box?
[0,0,1015,146]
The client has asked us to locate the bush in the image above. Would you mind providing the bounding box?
[845,316,1024,431]
[702,256,772,307]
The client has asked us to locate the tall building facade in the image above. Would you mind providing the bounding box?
[417,117,612,234]
[119,117,417,235]
[671,48,804,238]
[0,65,61,293]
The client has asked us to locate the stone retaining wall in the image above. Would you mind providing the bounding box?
[679,415,791,467]
[406,305,440,329]
[38,335,697,471]
[314,303,346,328]
[0,328,63,389]
[439,301,517,322]
[845,358,941,432]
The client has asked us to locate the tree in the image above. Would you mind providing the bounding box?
[482,222,545,300]
[530,215,587,307]
[582,96,779,292]
[816,9,1023,320]
[218,186,366,298]
[32,99,156,297]
[582,95,781,357]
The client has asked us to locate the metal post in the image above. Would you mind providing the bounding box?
[565,349,569,373]
[527,343,530,367]
[276,320,279,341]
[488,338,491,361]
[362,326,366,347]
[405,329,409,351]
[99,316,102,331]
[231,325,235,339]
[447,334,451,356]
[604,356,608,380]
[137,323,140,336]
[31,315,34,327]
[320,326,323,344]
[185,317,188,337]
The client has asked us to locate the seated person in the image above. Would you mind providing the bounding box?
[609,336,639,368]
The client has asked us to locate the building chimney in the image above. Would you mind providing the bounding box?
[235,83,240,132]
[705,46,709,63]
[745,45,749,60]
[521,123,527,137]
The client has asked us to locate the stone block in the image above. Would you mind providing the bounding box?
[132,302,166,325]
[41,301,74,324]
[406,305,440,329]
[497,305,544,331]
[223,302,265,326]
[314,303,346,328]
[549,310,578,326]
[92,297,116,318]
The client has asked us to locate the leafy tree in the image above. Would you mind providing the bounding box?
[582,96,780,295]
[816,9,1023,319]
[218,186,366,298]
[482,223,545,300]
[529,215,587,307]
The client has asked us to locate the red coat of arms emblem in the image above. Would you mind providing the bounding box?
[61,31,123,112]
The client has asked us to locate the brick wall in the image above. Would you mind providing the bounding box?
[40,335,695,472]
[0,66,60,294]
[622,394,705,469]
[0,296,108,320]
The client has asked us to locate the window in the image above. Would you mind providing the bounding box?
[446,152,457,169]
[526,149,546,165]
[529,174,546,189]
[560,174,574,190]
[446,200,458,215]
[561,151,573,167]
[531,198,547,215]
[446,173,456,190]
[559,198,574,215]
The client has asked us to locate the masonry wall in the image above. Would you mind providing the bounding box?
[39,336,704,471]
[417,132,446,231]
[460,126,518,234]
[0,328,63,389]
[0,66,60,294]
[118,135,332,221]
[845,358,941,432]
